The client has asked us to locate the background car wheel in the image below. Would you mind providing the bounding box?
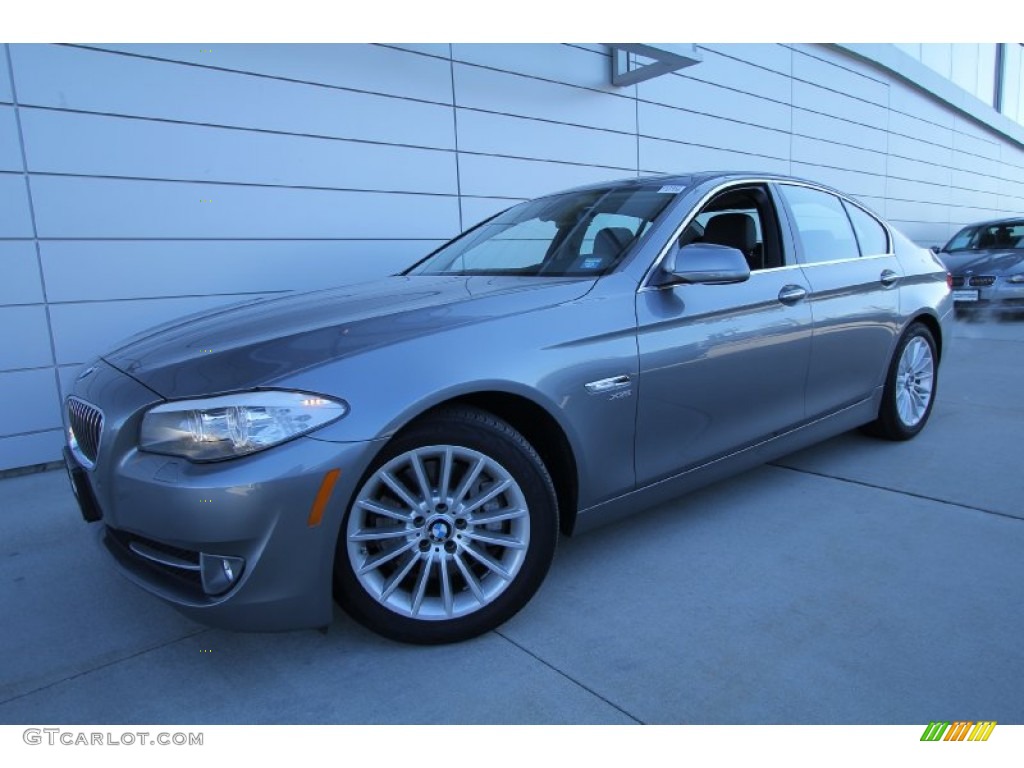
[862,322,938,441]
[334,406,559,644]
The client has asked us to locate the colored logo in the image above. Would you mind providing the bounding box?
[920,721,996,741]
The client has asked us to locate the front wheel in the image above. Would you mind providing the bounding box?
[863,322,938,441]
[334,407,559,644]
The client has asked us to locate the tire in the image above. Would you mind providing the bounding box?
[862,322,938,441]
[333,406,559,644]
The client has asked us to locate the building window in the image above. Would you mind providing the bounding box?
[1000,43,1023,124]
[908,43,997,106]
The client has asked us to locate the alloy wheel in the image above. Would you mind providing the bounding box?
[346,445,530,621]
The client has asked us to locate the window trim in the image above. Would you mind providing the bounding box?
[638,179,789,292]
[841,197,893,258]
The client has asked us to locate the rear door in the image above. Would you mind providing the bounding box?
[774,183,901,419]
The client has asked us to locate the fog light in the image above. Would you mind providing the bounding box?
[200,553,245,595]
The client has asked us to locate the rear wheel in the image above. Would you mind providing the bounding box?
[334,407,558,644]
[863,322,937,441]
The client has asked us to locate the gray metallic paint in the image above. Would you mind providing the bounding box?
[66,172,953,631]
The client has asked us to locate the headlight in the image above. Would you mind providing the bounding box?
[139,391,348,461]
[1007,274,1024,283]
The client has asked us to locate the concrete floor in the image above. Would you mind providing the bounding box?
[1,318,1021,725]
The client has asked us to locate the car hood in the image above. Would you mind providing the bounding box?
[940,249,1024,275]
[103,275,596,398]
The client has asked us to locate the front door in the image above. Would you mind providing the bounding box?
[634,184,814,486]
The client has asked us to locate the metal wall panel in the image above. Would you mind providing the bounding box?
[79,43,455,104]
[948,184,998,211]
[0,306,52,369]
[10,45,456,150]
[29,176,460,239]
[951,120,1000,158]
[0,173,32,237]
[791,135,886,176]
[638,72,791,132]
[0,106,22,171]
[887,198,959,224]
[0,431,63,471]
[698,44,792,77]
[638,102,790,160]
[0,47,10,104]
[885,177,952,208]
[453,62,635,134]
[888,110,954,151]
[39,240,437,302]
[0,242,44,305]
[691,47,792,104]
[458,154,628,200]
[452,44,613,91]
[888,132,954,165]
[946,146,1002,179]
[639,136,790,175]
[887,154,953,187]
[20,109,458,194]
[0,369,61,435]
[383,44,450,58]
[789,163,887,199]
[792,47,888,106]
[946,167,995,195]
[792,80,888,130]
[456,109,635,169]
[792,108,888,153]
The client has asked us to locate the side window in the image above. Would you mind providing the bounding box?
[779,185,859,263]
[681,185,783,270]
[843,201,890,256]
[695,209,763,241]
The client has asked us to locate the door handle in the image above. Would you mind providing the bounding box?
[880,269,900,287]
[585,375,631,394]
[778,285,807,304]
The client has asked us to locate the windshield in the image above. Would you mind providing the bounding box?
[406,184,682,277]
[943,221,1024,252]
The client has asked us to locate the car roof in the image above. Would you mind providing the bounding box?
[953,216,1024,230]
[540,170,849,198]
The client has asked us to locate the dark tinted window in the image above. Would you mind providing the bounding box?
[779,185,859,262]
[843,201,890,256]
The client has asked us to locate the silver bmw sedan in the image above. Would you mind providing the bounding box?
[63,171,953,644]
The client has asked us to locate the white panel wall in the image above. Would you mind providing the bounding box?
[1,42,1024,472]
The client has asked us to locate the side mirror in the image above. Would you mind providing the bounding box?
[930,245,941,254]
[657,243,751,286]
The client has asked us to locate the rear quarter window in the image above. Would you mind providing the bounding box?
[843,201,890,256]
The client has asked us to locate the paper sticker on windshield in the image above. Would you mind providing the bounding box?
[658,185,685,194]
[581,257,603,269]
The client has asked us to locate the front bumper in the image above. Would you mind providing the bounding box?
[952,279,1024,310]
[65,360,386,631]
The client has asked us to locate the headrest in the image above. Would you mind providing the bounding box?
[593,227,635,259]
[703,213,756,253]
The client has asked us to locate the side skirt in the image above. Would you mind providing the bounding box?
[572,392,881,535]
